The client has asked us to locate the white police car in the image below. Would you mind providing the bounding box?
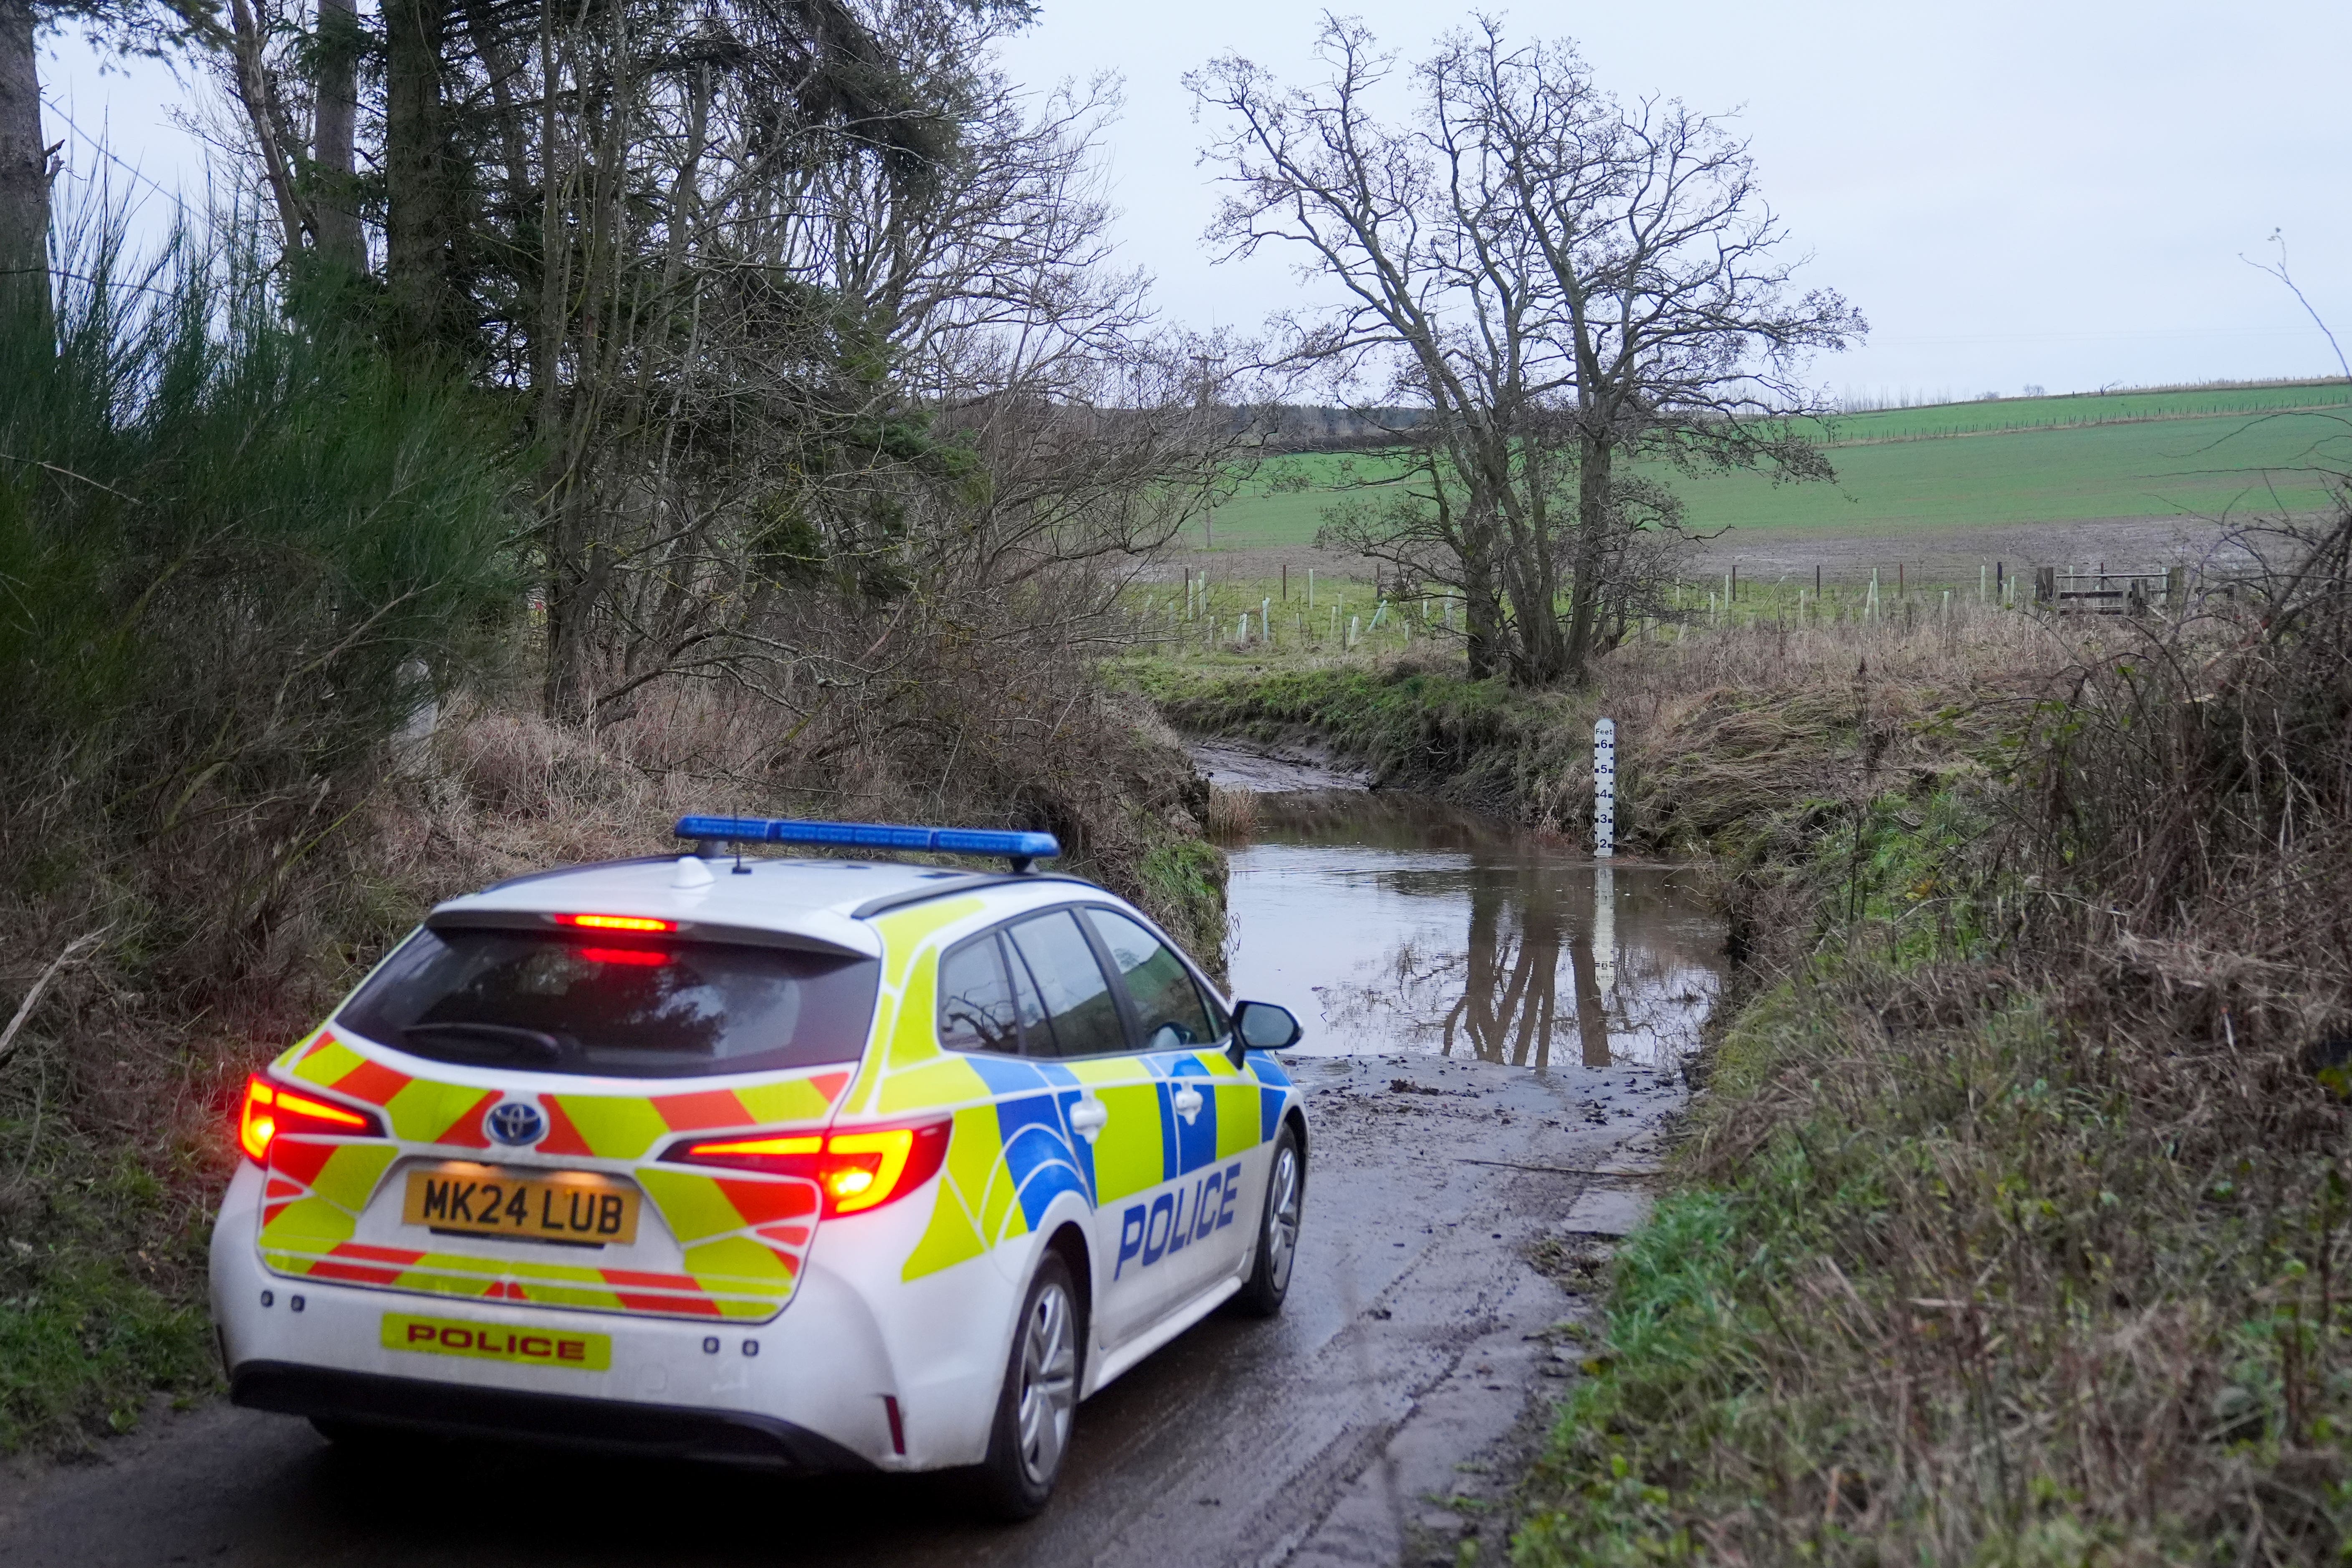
[212,817,1306,1517]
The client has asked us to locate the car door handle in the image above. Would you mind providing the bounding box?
[1172,1086,1204,1124]
[1068,1098,1108,1144]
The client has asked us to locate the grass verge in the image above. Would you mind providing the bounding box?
[1514,515,2352,1564]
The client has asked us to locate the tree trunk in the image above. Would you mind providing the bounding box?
[1497,489,1567,686]
[541,488,604,724]
[1463,568,1505,681]
[1561,429,1613,684]
[225,0,308,258]
[0,0,49,331]
[384,0,464,364]
[311,0,364,270]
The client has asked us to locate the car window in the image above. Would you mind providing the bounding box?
[937,935,1023,1055]
[338,929,878,1078]
[1003,937,1057,1055]
[1005,911,1127,1058]
[1085,909,1217,1054]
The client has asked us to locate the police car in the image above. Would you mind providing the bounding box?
[211,816,1307,1518]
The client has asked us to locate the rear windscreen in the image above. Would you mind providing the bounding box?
[336,928,880,1079]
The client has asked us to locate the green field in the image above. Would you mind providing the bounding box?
[1203,383,2352,548]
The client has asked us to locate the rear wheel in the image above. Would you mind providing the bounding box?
[1235,1123,1303,1318]
[973,1252,1081,1520]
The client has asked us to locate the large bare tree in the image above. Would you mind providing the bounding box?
[1193,16,1862,685]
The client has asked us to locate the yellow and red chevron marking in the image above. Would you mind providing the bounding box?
[267,1240,768,1319]
[274,1032,497,1149]
[534,1073,854,1159]
[258,1026,854,1320]
[270,1029,854,1159]
[258,1134,824,1323]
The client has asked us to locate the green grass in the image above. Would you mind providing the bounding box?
[1202,384,2352,549]
[0,1136,220,1450]
[1808,381,2352,442]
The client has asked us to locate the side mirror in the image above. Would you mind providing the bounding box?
[1231,1000,1302,1057]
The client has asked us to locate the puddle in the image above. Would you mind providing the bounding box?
[1220,789,1725,1070]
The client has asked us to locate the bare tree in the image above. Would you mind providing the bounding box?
[0,0,45,323]
[1193,16,1862,685]
[1191,22,1535,678]
[200,0,1247,733]
[1442,21,1862,678]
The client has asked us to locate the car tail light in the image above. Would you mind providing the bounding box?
[237,1075,384,1164]
[667,1121,952,1217]
[551,913,676,933]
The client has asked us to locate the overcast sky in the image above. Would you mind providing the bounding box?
[42,0,2352,400]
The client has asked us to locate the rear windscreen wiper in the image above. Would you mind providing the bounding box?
[401,1022,566,1066]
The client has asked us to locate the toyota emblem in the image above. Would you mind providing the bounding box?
[485,1100,546,1147]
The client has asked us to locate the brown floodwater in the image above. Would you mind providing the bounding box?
[1220,790,1726,1070]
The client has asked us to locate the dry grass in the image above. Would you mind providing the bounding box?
[1205,784,1261,843]
[1514,515,2352,1565]
[1133,596,2068,859]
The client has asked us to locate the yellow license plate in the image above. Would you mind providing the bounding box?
[402,1166,639,1245]
[383,1312,611,1371]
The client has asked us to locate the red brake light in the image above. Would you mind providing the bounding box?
[576,946,670,967]
[668,1121,952,1217]
[553,914,675,933]
[237,1074,384,1164]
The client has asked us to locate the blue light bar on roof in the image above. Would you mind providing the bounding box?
[674,815,1061,864]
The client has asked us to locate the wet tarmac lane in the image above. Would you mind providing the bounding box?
[0,776,1722,1568]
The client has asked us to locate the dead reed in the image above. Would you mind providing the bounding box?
[1205,784,1262,843]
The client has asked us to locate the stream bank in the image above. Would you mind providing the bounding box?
[1132,624,2086,1563]
[1144,546,2352,1563]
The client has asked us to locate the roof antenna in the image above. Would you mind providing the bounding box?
[732,838,750,876]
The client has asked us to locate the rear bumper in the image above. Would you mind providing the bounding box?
[230,1361,874,1472]
[208,1161,1011,1471]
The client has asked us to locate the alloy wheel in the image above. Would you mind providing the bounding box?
[1014,1280,1077,1487]
[1265,1145,1301,1294]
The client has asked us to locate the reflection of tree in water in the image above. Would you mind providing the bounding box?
[1312,938,1462,1050]
[1601,943,1718,1066]
[1307,862,1718,1069]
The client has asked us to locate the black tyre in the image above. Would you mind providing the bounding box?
[972,1251,1081,1521]
[1234,1122,1303,1318]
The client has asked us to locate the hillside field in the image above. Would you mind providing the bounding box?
[1201,382,2352,550]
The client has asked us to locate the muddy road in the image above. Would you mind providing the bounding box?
[0,784,1723,1568]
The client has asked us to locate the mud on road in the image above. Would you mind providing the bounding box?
[0,1054,1677,1568]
